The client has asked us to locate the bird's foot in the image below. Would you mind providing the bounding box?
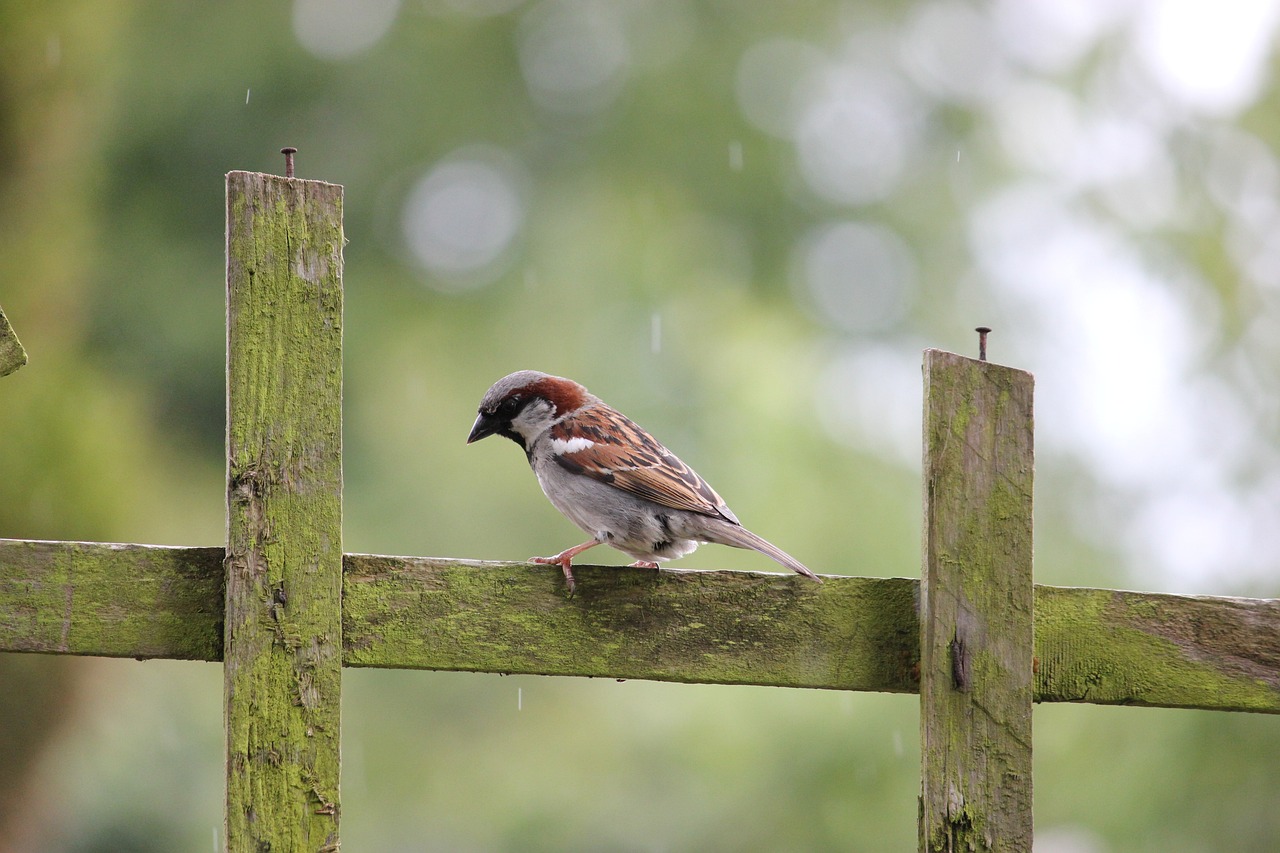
[627,560,660,569]
[529,539,599,593]
[530,553,576,593]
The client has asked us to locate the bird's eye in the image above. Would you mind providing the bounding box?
[497,395,523,417]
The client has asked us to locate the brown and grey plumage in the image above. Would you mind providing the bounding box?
[467,370,822,591]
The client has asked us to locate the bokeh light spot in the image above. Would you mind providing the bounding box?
[795,67,915,206]
[1135,0,1280,114]
[518,0,630,114]
[901,1,1006,103]
[402,147,526,291]
[735,38,825,139]
[792,221,915,333]
[423,0,526,17]
[293,0,401,60]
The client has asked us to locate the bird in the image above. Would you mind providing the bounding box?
[466,370,823,592]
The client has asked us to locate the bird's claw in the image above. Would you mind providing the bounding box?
[529,553,577,593]
[529,539,601,593]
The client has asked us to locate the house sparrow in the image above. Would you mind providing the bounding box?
[467,370,823,591]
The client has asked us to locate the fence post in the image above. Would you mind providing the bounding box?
[919,348,1035,852]
[224,170,344,852]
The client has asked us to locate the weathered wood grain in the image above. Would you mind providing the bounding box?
[2,541,1275,714]
[919,349,1035,852]
[0,539,222,659]
[224,171,344,853]
[1036,585,1280,713]
[341,555,919,692]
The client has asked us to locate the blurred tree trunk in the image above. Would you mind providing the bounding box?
[0,657,80,853]
[0,3,128,850]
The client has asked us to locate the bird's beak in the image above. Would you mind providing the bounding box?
[467,412,499,444]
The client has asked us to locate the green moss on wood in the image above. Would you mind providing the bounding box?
[3,537,1277,716]
[224,171,343,853]
[0,539,223,658]
[342,555,921,692]
[1035,586,1280,712]
[3,539,1275,714]
[920,349,1035,853]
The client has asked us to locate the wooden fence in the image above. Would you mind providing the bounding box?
[1,165,1276,852]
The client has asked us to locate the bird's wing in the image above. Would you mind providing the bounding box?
[548,404,737,522]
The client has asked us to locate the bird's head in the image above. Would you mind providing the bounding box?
[467,370,592,451]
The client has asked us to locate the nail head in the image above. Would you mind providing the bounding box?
[975,326,992,361]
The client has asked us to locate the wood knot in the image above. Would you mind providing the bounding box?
[950,634,971,692]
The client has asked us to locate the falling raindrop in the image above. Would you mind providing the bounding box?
[650,313,662,353]
[245,88,251,105]
[517,687,523,711]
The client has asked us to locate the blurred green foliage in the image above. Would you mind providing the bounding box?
[1,1,1277,851]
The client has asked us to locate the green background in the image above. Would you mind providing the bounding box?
[1,2,1277,850]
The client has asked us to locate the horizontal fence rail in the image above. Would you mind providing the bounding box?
[343,555,918,691]
[0,540,223,659]
[2,538,1276,713]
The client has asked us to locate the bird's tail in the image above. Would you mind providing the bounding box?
[706,523,823,583]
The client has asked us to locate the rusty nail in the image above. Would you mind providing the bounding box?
[281,147,297,178]
[975,326,991,362]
